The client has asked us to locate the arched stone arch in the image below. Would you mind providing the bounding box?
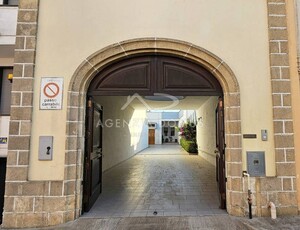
[65,38,244,218]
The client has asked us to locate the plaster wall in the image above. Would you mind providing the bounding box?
[94,96,148,171]
[196,97,219,166]
[30,0,275,179]
[29,96,148,178]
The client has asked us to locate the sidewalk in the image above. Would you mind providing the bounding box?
[2,215,300,230]
[233,216,300,230]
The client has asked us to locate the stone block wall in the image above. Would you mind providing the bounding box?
[246,0,298,217]
[3,0,74,228]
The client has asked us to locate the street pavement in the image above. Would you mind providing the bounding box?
[2,215,300,230]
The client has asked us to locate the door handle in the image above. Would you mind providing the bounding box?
[214,150,219,153]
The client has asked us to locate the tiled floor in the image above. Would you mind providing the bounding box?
[81,144,227,218]
[139,144,188,155]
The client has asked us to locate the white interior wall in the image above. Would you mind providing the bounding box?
[94,96,148,171]
[196,97,219,166]
[155,123,162,145]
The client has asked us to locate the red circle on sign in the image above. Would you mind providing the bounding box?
[43,83,60,98]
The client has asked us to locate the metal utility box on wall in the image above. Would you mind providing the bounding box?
[38,136,53,161]
[247,151,266,176]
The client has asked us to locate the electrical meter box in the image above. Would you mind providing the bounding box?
[247,151,266,176]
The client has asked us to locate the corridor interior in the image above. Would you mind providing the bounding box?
[82,96,227,218]
[82,144,226,218]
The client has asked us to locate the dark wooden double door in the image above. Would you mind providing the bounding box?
[83,54,226,212]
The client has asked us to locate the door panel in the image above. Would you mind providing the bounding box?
[148,129,155,145]
[216,97,226,209]
[83,98,103,212]
[88,55,223,96]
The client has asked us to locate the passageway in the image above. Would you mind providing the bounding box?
[82,145,226,218]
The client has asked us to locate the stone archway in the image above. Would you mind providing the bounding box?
[65,38,243,218]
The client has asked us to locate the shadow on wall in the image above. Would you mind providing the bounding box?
[196,96,219,166]
[93,96,149,172]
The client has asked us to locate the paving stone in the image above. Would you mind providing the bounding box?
[82,144,225,218]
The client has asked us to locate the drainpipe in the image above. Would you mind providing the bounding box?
[243,171,252,219]
[269,202,277,219]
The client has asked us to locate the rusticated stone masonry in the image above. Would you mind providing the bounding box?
[258,0,298,216]
[3,0,73,228]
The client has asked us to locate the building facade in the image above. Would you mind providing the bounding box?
[1,0,300,228]
[147,111,180,145]
[0,0,18,225]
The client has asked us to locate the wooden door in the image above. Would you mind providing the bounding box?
[148,129,155,145]
[215,97,226,209]
[83,97,103,212]
[88,55,223,97]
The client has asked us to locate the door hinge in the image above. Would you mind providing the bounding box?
[88,99,92,108]
[225,177,227,182]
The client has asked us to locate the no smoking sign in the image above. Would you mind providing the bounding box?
[40,78,63,110]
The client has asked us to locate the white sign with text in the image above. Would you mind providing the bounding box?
[40,78,63,110]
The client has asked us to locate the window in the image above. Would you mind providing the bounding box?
[170,127,175,136]
[1,0,19,6]
[0,68,13,115]
[148,123,156,128]
[164,127,168,136]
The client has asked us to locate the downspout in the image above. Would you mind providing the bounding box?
[243,171,252,219]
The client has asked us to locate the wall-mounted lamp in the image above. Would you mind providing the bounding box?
[7,73,13,82]
[197,116,203,127]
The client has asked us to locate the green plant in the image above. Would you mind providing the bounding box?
[178,121,198,153]
[180,138,198,153]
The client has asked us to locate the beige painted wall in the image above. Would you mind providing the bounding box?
[30,0,275,179]
[29,95,148,179]
[196,97,219,166]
